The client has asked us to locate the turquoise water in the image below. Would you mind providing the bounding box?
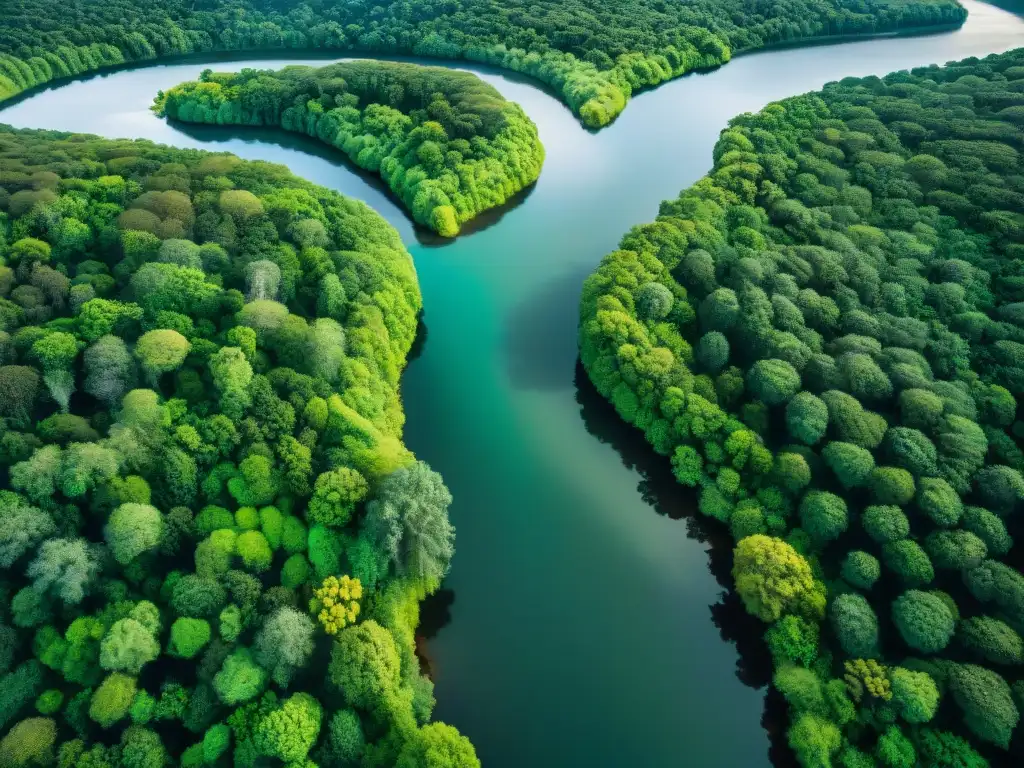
[4,4,1024,762]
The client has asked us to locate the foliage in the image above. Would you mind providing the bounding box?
[311,575,363,635]
[0,717,56,767]
[831,594,879,659]
[580,47,1024,762]
[843,659,890,703]
[253,607,315,687]
[948,663,1019,749]
[396,722,481,768]
[0,126,467,763]
[168,618,211,659]
[156,62,544,236]
[328,620,401,713]
[89,673,136,728]
[889,667,938,724]
[732,535,824,623]
[892,590,955,654]
[364,461,455,583]
[0,0,966,130]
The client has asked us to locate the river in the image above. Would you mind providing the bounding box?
[3,3,1023,763]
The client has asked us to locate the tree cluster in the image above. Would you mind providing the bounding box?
[581,47,1024,765]
[0,124,476,766]
[154,61,545,236]
[0,0,965,127]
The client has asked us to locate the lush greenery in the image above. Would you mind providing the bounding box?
[0,0,968,128]
[154,61,544,237]
[0,124,477,766]
[582,47,1024,764]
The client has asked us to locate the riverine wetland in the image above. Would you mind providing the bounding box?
[1,0,1024,766]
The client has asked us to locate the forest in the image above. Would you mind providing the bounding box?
[0,125,478,766]
[0,0,968,127]
[580,47,1024,766]
[154,61,544,237]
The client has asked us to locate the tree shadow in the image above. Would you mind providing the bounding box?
[416,587,455,680]
[407,314,429,364]
[573,358,791,765]
[502,263,592,392]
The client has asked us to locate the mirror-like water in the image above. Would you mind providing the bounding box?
[4,4,1023,763]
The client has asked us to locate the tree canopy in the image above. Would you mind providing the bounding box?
[0,125,472,765]
[0,0,965,127]
[581,46,1024,763]
[155,61,544,236]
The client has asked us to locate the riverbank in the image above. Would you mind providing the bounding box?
[1,1,1021,764]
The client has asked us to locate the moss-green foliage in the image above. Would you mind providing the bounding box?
[0,717,56,767]
[0,126,474,763]
[168,618,211,659]
[0,0,967,128]
[156,62,545,236]
[580,48,1024,761]
[830,594,878,659]
[948,663,1019,749]
[892,590,955,654]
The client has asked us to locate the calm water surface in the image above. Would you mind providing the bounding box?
[3,4,1024,763]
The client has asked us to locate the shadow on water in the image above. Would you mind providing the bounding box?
[503,263,593,391]
[415,588,456,679]
[573,357,795,764]
[407,315,429,365]
[414,181,539,248]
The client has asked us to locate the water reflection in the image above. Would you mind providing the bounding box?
[503,264,592,391]
[574,358,791,749]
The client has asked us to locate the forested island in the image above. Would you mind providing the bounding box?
[581,47,1024,765]
[0,0,967,127]
[0,125,478,766]
[154,61,544,237]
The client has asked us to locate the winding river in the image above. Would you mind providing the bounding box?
[3,3,1024,763]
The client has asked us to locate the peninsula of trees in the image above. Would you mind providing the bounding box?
[154,61,544,237]
[581,47,1024,766]
[0,0,967,127]
[0,125,478,766]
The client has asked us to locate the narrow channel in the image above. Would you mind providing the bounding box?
[3,4,1022,762]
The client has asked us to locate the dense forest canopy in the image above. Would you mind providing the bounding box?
[0,0,967,127]
[154,61,544,236]
[0,124,478,766]
[581,47,1024,765]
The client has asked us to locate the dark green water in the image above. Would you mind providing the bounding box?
[4,5,1024,763]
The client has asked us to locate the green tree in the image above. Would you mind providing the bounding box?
[363,461,454,583]
[328,620,401,713]
[958,616,1024,665]
[27,538,98,605]
[100,618,159,675]
[307,468,368,528]
[397,723,480,768]
[90,673,136,728]
[948,663,1019,748]
[253,608,314,687]
[892,590,955,653]
[213,648,267,706]
[252,692,322,763]
[0,717,56,767]
[889,667,938,724]
[134,329,190,386]
[830,593,879,658]
[732,535,824,622]
[104,503,163,564]
[746,358,800,406]
[168,618,211,659]
[798,491,848,546]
